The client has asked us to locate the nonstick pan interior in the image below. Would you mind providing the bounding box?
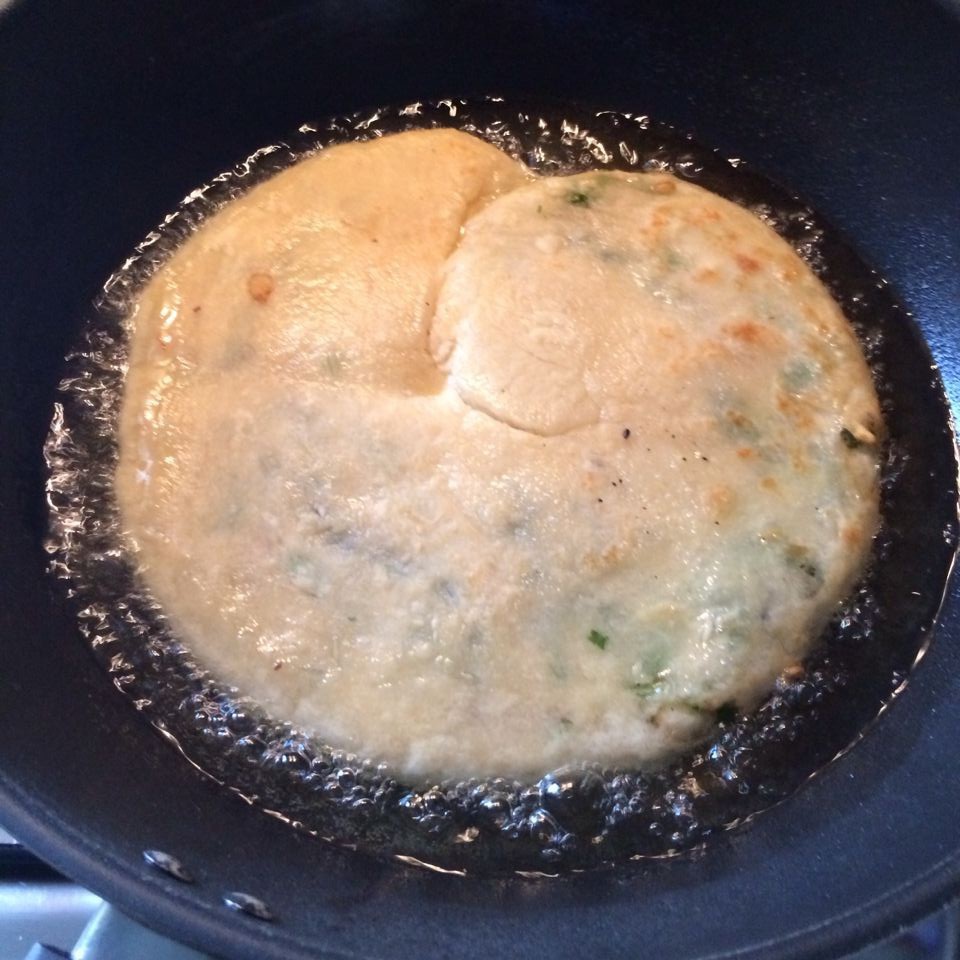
[43,96,960,876]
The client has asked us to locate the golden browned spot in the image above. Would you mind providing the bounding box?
[694,267,719,284]
[735,253,761,273]
[650,209,670,230]
[580,469,602,492]
[726,410,753,431]
[247,272,275,304]
[778,262,800,282]
[760,476,778,491]
[736,447,755,460]
[725,319,767,345]
[582,541,629,572]
[776,393,814,430]
[686,208,722,227]
[802,332,833,368]
[650,179,677,195]
[841,524,864,548]
[706,485,736,517]
[697,340,736,365]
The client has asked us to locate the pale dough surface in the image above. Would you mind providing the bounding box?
[117,129,882,780]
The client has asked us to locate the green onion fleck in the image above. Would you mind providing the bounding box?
[782,359,815,391]
[568,191,591,206]
[588,628,609,650]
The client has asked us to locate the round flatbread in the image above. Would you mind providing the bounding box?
[117,130,882,780]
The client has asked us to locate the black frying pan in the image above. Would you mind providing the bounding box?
[2,2,959,959]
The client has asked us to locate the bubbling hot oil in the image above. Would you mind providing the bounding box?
[44,98,959,873]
